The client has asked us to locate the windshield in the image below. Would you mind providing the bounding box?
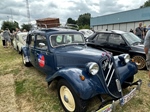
[122,32,142,45]
[50,34,85,47]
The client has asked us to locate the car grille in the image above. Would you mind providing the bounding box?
[100,56,121,98]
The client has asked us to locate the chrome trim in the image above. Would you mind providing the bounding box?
[105,62,113,81]
[107,69,115,87]
[116,79,122,92]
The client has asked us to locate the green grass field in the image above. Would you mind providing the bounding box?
[0,40,150,112]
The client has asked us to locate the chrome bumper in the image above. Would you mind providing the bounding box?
[96,79,142,112]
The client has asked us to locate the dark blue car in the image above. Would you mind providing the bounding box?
[22,28,142,112]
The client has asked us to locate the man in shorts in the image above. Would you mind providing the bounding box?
[2,28,11,48]
[144,30,150,86]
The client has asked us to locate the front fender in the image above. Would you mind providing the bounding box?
[46,67,104,100]
[116,60,138,84]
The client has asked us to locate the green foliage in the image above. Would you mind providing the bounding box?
[140,0,150,8]
[79,25,90,29]
[66,13,91,29]
[67,18,77,24]
[21,24,32,32]
[15,80,26,95]
[1,21,19,32]
[77,13,91,27]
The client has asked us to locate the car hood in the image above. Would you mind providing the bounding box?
[54,45,108,68]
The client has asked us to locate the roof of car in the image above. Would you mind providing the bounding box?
[95,30,126,34]
[29,27,81,35]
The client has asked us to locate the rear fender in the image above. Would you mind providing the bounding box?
[46,67,104,100]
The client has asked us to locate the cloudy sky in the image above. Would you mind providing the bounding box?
[0,0,148,28]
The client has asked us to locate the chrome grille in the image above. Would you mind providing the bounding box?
[100,56,121,97]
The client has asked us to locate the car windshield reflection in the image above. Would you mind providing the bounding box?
[122,33,142,45]
[50,34,85,47]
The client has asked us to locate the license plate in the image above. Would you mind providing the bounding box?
[120,88,137,105]
[96,104,112,112]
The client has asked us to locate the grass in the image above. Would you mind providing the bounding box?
[0,40,150,112]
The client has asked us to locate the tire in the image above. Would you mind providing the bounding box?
[57,79,87,112]
[132,55,146,70]
[122,76,134,89]
[22,53,30,67]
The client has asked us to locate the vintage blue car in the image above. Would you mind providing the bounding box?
[22,28,142,112]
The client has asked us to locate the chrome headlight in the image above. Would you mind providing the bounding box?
[119,54,130,64]
[86,62,99,75]
[124,54,130,63]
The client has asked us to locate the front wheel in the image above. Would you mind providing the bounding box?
[57,79,87,112]
[132,55,146,70]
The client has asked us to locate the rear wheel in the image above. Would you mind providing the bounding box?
[132,55,146,70]
[57,79,87,112]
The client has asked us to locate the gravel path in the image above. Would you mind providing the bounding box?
[0,74,18,112]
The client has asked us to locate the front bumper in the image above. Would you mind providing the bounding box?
[96,79,142,112]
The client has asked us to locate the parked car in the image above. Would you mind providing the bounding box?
[13,32,28,54]
[87,30,145,70]
[22,28,142,112]
[79,29,94,38]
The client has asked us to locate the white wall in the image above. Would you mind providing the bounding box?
[120,23,126,31]
[108,24,113,31]
[127,23,135,32]
[94,20,150,32]
[114,24,119,30]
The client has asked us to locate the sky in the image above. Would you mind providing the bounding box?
[0,0,148,28]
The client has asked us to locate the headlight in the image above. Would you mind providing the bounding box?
[124,54,130,63]
[86,62,99,75]
[119,54,130,64]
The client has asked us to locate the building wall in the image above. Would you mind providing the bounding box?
[91,7,150,32]
[93,20,150,32]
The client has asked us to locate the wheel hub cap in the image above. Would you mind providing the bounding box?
[64,95,69,103]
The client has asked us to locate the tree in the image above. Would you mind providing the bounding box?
[66,13,91,29]
[140,0,150,8]
[21,24,32,32]
[77,13,91,27]
[1,21,19,32]
[67,18,77,24]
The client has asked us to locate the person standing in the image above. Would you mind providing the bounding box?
[144,30,150,84]
[143,25,147,38]
[2,28,11,48]
[135,22,144,40]
[0,30,6,47]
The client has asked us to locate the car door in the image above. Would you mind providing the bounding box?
[89,33,109,50]
[107,34,130,55]
[34,34,55,75]
[28,34,36,67]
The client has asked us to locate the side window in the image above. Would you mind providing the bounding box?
[108,34,124,45]
[35,35,47,50]
[94,33,108,43]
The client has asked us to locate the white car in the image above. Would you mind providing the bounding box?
[13,32,28,54]
[79,29,94,38]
